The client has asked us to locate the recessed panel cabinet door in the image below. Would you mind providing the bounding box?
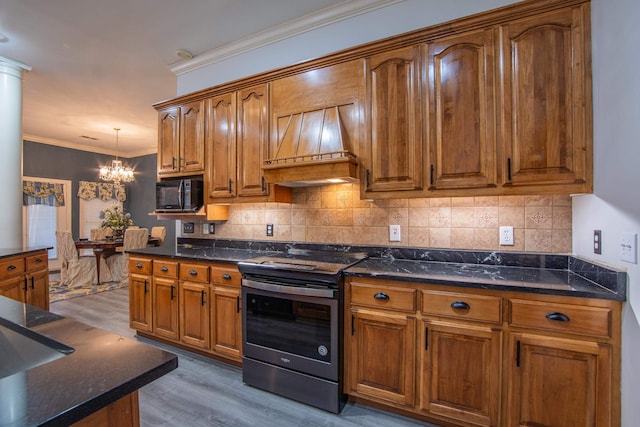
[426,29,497,191]
[180,282,209,349]
[210,285,242,359]
[237,84,269,198]
[364,46,423,194]
[499,5,591,190]
[153,277,179,340]
[179,100,205,173]
[129,274,151,332]
[157,107,179,175]
[207,93,237,199]
[506,333,611,427]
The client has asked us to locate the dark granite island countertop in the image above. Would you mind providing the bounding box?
[345,257,626,301]
[0,296,177,426]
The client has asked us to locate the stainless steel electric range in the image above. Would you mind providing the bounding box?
[237,249,367,413]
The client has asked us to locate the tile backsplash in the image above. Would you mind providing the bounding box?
[183,184,572,253]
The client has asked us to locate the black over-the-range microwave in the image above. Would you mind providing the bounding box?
[156,178,203,212]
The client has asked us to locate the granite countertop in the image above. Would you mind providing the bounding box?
[345,257,625,301]
[127,238,627,301]
[0,296,177,426]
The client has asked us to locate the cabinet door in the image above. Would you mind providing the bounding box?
[179,281,210,349]
[210,285,242,360]
[364,45,423,194]
[237,84,269,197]
[349,308,416,406]
[421,320,501,426]
[207,93,237,199]
[157,107,180,175]
[129,273,152,332]
[179,100,206,173]
[426,29,497,191]
[25,270,49,310]
[498,5,591,190]
[153,277,179,340]
[506,332,611,427]
[0,276,25,303]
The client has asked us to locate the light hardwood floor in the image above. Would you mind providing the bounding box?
[50,288,438,427]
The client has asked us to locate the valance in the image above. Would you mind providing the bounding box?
[77,181,126,202]
[23,180,65,206]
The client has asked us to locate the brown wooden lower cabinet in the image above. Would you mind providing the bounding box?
[344,277,621,427]
[71,391,140,427]
[0,250,49,310]
[129,256,242,364]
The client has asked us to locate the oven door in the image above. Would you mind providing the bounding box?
[242,278,339,381]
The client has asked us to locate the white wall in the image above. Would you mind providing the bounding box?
[177,0,640,423]
[573,0,640,424]
[176,0,518,95]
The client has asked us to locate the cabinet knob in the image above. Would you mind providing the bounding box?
[135,263,143,269]
[161,266,169,272]
[222,273,232,280]
[545,312,570,322]
[189,269,198,276]
[451,301,470,310]
[35,258,43,264]
[373,292,389,301]
[7,265,16,271]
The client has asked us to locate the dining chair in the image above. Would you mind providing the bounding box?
[106,227,149,283]
[90,228,109,240]
[56,230,99,287]
[150,226,166,246]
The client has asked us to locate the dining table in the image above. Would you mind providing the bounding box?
[75,237,160,284]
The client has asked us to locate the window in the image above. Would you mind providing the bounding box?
[79,198,122,239]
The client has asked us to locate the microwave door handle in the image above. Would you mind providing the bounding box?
[178,180,184,210]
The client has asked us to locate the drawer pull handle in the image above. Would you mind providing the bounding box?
[189,269,198,276]
[374,292,389,301]
[35,258,43,263]
[546,312,570,322]
[135,263,143,268]
[451,301,470,310]
[222,273,232,280]
[7,265,16,271]
[160,266,169,272]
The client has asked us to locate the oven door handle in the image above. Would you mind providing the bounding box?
[242,278,336,298]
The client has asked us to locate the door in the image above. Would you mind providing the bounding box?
[237,84,269,198]
[506,332,611,427]
[157,107,180,175]
[180,281,210,349]
[421,320,501,426]
[26,269,49,309]
[129,273,152,332]
[207,93,237,199]
[153,277,179,340]
[210,285,242,359]
[179,100,206,173]
[349,308,416,406]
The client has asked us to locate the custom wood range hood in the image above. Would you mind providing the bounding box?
[262,105,359,187]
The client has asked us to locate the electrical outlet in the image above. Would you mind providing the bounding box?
[183,222,194,234]
[593,230,602,254]
[499,226,514,245]
[619,232,637,263]
[266,224,274,237]
[389,225,401,242]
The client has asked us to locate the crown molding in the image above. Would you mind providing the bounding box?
[24,134,157,158]
[169,0,404,76]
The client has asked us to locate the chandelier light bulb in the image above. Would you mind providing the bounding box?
[99,128,135,184]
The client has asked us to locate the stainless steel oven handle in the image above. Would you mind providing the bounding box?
[242,278,335,298]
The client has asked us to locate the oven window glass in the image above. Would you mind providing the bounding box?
[245,292,332,362]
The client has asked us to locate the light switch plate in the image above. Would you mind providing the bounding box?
[619,232,637,263]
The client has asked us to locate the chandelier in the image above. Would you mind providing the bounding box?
[99,128,134,184]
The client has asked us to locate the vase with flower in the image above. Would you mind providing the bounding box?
[99,204,133,238]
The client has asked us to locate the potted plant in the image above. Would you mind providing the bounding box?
[99,204,133,237]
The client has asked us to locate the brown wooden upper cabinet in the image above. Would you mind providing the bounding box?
[498,4,592,193]
[362,45,424,198]
[425,28,498,192]
[157,100,205,176]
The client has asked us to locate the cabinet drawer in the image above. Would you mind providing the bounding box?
[180,263,210,283]
[210,265,241,286]
[129,258,152,275]
[26,253,48,272]
[422,290,502,324]
[0,258,25,279]
[509,299,611,338]
[153,260,179,278]
[350,282,416,312]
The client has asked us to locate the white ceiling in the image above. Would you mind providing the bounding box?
[0,0,354,157]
